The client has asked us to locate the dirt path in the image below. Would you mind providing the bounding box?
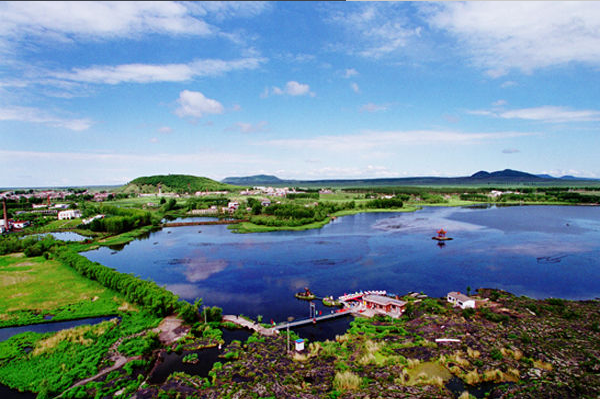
[59,316,188,396]
[153,315,189,344]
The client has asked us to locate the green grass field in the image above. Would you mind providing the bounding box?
[32,218,84,232]
[0,253,130,327]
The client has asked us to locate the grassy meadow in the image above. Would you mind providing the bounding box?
[0,253,129,327]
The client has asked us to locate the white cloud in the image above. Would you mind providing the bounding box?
[0,2,214,41]
[299,165,398,179]
[501,81,517,88]
[327,3,423,58]
[350,82,360,93]
[51,57,265,85]
[149,137,159,143]
[426,2,600,75]
[360,103,387,113]
[502,148,520,154]
[263,129,535,151]
[158,126,173,134]
[285,81,311,96]
[343,68,359,78]
[228,121,268,133]
[0,106,92,131]
[175,90,224,118]
[264,81,315,97]
[469,105,600,123]
[0,1,269,43]
[492,99,507,107]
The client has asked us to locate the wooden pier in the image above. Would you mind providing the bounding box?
[272,309,351,330]
[161,219,247,227]
[222,315,278,337]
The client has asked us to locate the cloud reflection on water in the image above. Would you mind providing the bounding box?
[372,208,485,233]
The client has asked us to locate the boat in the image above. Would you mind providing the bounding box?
[322,296,342,307]
[432,228,453,241]
[295,287,316,301]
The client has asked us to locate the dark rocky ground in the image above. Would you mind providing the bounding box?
[79,289,600,399]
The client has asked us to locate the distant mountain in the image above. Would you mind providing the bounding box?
[221,169,599,188]
[558,175,596,181]
[221,175,285,185]
[120,174,235,194]
[472,169,540,180]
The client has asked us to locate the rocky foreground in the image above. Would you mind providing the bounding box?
[81,289,600,398]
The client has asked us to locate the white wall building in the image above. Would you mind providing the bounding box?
[58,210,82,220]
[447,292,476,309]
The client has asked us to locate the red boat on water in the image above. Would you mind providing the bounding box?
[432,229,453,241]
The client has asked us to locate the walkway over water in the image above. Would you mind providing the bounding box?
[161,219,247,227]
[272,309,351,330]
[222,315,278,337]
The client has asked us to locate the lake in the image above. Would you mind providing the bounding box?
[83,205,600,325]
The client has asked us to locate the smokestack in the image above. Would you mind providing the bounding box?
[2,200,7,232]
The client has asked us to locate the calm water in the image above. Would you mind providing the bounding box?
[0,316,118,342]
[83,206,600,324]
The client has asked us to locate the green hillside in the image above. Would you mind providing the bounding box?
[120,174,236,194]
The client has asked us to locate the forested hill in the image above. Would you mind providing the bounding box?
[222,174,284,185]
[120,174,235,194]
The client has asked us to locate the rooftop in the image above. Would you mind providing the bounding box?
[363,294,407,307]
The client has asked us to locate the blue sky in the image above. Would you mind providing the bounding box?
[1,1,599,187]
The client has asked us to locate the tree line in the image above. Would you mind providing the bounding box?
[54,248,195,319]
[86,205,153,234]
[246,201,356,227]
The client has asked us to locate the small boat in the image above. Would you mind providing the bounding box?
[322,296,342,307]
[432,228,453,241]
[295,287,316,301]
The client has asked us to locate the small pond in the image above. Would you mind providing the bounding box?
[0,316,119,342]
[149,328,251,384]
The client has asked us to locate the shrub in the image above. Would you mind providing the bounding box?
[333,371,361,391]
[490,348,503,361]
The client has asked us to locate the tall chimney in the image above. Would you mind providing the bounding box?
[2,200,7,232]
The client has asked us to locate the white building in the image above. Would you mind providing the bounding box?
[447,292,476,309]
[82,214,105,225]
[12,220,30,229]
[58,210,82,220]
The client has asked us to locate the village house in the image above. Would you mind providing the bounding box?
[0,219,12,230]
[447,291,476,309]
[195,191,229,196]
[12,220,31,229]
[82,214,105,225]
[362,294,407,317]
[261,198,271,207]
[189,206,218,215]
[58,210,82,220]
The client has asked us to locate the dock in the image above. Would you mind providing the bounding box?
[273,309,351,330]
[161,219,247,227]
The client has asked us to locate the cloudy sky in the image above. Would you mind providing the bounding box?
[1,1,599,187]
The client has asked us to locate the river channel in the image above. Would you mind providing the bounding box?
[83,205,600,325]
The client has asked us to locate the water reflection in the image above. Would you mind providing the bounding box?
[83,206,600,322]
